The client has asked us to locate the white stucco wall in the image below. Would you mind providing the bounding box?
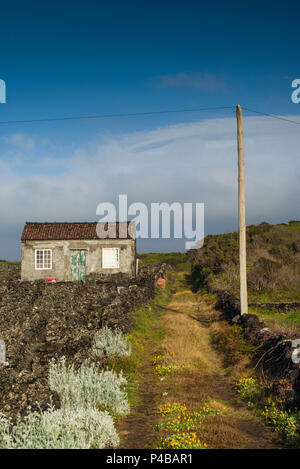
[21,238,136,281]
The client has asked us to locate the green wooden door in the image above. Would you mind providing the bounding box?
[70,250,86,281]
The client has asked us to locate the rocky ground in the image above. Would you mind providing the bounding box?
[0,263,170,418]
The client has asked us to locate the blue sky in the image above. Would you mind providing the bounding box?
[0,1,300,259]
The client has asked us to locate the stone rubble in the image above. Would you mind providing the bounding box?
[0,262,171,418]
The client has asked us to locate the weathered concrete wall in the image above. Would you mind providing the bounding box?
[21,239,136,281]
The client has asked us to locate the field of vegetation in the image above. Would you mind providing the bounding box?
[137,252,189,272]
[0,225,299,449]
[114,268,291,449]
[135,251,300,448]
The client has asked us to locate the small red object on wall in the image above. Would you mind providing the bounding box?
[45,277,56,283]
[156,277,166,289]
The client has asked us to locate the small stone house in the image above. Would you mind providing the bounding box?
[21,222,136,281]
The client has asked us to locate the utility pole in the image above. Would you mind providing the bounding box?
[236,104,248,315]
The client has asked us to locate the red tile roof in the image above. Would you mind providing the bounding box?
[21,222,135,240]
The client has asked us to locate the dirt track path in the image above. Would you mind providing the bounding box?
[117,337,164,449]
[118,271,283,449]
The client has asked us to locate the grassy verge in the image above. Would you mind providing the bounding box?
[0,260,20,264]
[150,272,226,449]
[249,306,300,333]
[107,281,173,409]
[155,402,219,449]
[248,288,300,303]
[210,322,258,368]
[209,307,300,447]
[236,377,300,448]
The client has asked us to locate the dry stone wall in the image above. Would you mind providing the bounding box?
[215,289,300,402]
[0,262,170,418]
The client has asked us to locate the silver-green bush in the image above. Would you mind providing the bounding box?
[49,357,129,415]
[0,406,119,449]
[92,326,132,358]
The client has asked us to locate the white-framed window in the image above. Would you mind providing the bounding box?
[35,249,52,270]
[102,248,119,269]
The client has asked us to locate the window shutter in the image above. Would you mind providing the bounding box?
[102,248,119,268]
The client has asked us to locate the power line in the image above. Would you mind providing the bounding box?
[0,104,299,126]
[0,106,232,125]
[242,106,300,125]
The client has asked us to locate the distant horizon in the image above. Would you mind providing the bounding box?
[5,217,299,262]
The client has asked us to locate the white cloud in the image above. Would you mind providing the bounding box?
[6,133,36,150]
[0,114,300,258]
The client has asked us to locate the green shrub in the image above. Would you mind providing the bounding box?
[236,377,300,447]
[49,357,129,415]
[190,221,300,302]
[235,377,262,407]
[260,402,300,444]
[0,406,119,449]
[159,432,207,449]
[211,324,257,366]
[191,261,211,292]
